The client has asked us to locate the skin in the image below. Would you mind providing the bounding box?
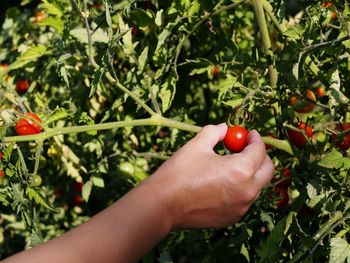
[3,123,274,263]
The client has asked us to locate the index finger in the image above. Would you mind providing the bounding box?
[238,130,267,172]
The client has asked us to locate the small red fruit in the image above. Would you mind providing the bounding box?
[333,123,350,152]
[289,89,316,113]
[73,182,84,192]
[287,122,313,148]
[0,151,3,160]
[0,170,5,177]
[223,125,249,153]
[16,80,29,93]
[274,187,289,208]
[212,66,219,77]
[73,195,83,205]
[15,113,42,136]
[316,86,327,97]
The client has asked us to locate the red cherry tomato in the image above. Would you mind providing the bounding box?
[333,123,350,152]
[287,122,313,148]
[223,125,249,153]
[15,113,42,136]
[0,170,5,177]
[16,80,29,93]
[73,195,83,205]
[73,182,84,192]
[273,187,289,208]
[212,65,219,77]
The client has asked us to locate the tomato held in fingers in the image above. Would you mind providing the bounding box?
[16,80,29,93]
[273,187,289,208]
[287,122,313,148]
[333,123,350,152]
[15,113,42,135]
[223,125,249,153]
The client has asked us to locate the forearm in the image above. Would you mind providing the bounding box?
[3,180,172,263]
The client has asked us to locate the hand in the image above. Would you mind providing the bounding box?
[145,123,274,229]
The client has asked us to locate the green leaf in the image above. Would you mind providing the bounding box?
[131,9,155,27]
[26,188,58,212]
[318,149,344,169]
[70,28,109,44]
[90,68,105,98]
[38,17,64,33]
[41,0,63,17]
[138,46,149,73]
[45,108,69,124]
[82,181,93,202]
[92,177,104,188]
[329,237,350,263]
[160,72,176,113]
[256,217,286,262]
[10,45,47,70]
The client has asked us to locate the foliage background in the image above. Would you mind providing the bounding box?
[1,0,350,262]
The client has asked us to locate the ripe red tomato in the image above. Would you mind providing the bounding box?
[16,80,29,93]
[0,170,5,178]
[73,195,83,205]
[0,151,3,160]
[289,89,316,113]
[212,65,219,77]
[73,182,84,192]
[223,125,249,153]
[333,123,350,152]
[273,187,289,208]
[34,11,47,23]
[15,113,42,136]
[287,122,313,148]
[271,168,292,188]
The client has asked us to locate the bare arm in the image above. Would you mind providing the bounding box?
[3,124,274,263]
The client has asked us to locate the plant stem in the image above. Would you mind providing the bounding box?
[262,0,286,34]
[3,117,201,143]
[252,0,278,88]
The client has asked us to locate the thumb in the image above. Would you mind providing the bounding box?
[193,123,228,149]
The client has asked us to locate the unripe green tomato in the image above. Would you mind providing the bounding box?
[30,175,42,187]
[134,169,148,182]
[119,162,135,176]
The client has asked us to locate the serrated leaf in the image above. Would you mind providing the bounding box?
[90,68,105,97]
[10,45,47,70]
[329,237,350,263]
[41,0,63,17]
[26,188,58,212]
[318,149,344,169]
[82,181,93,202]
[138,46,149,72]
[38,17,64,33]
[92,177,104,188]
[160,72,176,113]
[70,28,109,44]
[45,108,69,124]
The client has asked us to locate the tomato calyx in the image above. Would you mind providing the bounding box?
[15,113,42,136]
[223,125,249,153]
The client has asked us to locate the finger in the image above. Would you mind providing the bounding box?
[192,123,228,150]
[238,130,267,172]
[253,155,275,190]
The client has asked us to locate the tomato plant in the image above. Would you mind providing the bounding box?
[15,113,42,135]
[1,0,350,261]
[223,125,249,153]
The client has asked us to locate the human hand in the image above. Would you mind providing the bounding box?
[145,123,274,229]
